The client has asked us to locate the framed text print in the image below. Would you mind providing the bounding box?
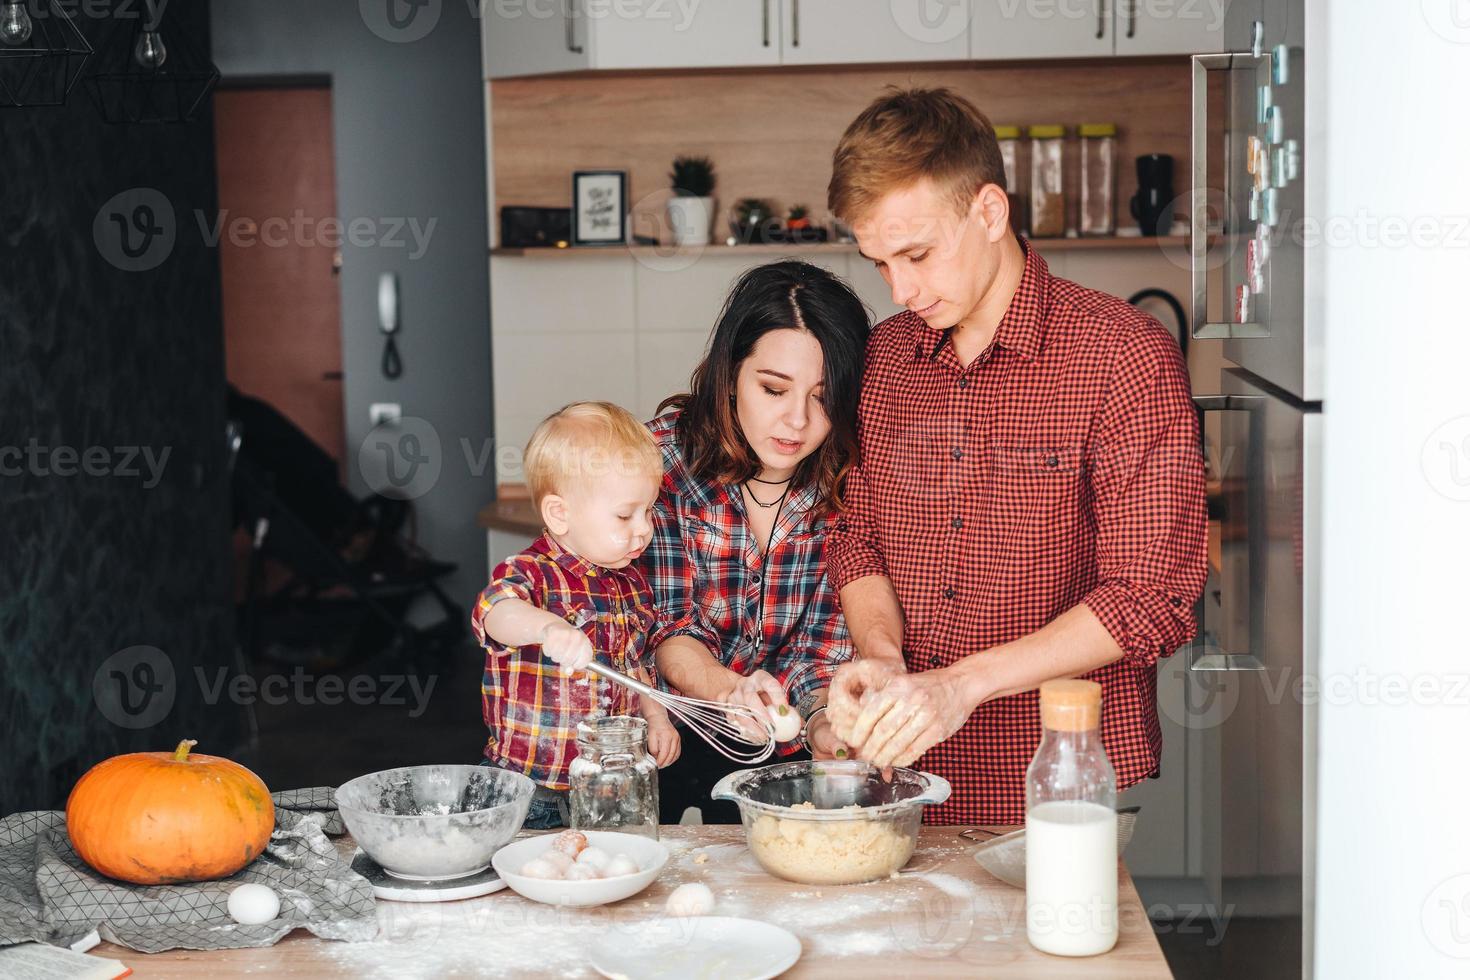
[572,170,628,246]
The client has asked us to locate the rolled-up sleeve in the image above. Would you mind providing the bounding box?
[1081,323,1208,666]
[825,463,888,591]
[772,554,854,720]
[472,556,539,649]
[643,492,722,658]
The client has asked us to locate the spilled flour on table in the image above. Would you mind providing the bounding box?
[321,833,999,976]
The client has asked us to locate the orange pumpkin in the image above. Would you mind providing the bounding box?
[66,738,275,885]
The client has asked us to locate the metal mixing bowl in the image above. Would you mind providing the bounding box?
[711,760,951,884]
[336,765,534,880]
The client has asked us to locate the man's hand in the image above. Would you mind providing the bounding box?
[539,621,595,675]
[646,718,682,768]
[841,666,977,769]
[721,669,785,743]
[827,658,906,746]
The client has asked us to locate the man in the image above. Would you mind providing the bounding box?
[824,88,1208,824]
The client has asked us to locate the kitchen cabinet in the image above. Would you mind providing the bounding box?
[1113,0,1224,55]
[779,0,970,66]
[482,0,590,79]
[592,0,781,71]
[971,0,1113,60]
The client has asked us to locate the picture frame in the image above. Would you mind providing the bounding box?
[571,170,628,246]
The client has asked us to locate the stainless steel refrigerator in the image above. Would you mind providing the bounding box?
[1190,0,1320,976]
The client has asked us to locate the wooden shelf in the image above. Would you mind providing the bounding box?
[490,235,1190,259]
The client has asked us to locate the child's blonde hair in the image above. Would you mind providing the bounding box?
[523,402,662,506]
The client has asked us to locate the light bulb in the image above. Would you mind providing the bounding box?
[0,3,32,46]
[133,30,167,69]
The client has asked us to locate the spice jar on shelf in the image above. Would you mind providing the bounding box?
[995,125,1027,236]
[1079,123,1118,237]
[1028,124,1067,239]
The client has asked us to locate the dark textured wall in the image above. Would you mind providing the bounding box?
[0,3,239,813]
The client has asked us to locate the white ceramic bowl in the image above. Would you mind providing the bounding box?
[491,830,669,908]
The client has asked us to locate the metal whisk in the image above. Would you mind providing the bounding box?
[584,661,776,765]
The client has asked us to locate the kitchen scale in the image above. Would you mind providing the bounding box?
[350,849,508,903]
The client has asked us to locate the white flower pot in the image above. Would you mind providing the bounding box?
[666,195,714,247]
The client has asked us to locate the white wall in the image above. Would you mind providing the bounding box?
[1314,2,1470,977]
[490,245,1199,485]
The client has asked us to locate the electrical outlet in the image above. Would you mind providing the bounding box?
[369,402,402,426]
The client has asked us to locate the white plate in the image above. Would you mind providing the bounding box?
[590,917,801,980]
[490,830,669,908]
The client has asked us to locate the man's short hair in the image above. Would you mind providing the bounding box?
[828,86,1006,224]
[523,401,662,506]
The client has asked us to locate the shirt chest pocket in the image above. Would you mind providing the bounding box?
[986,446,1086,538]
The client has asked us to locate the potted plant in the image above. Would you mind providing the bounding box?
[779,204,828,244]
[731,197,779,245]
[666,155,716,247]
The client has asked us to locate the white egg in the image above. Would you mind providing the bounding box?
[767,703,802,742]
[566,862,603,880]
[519,857,564,880]
[226,883,280,926]
[665,882,715,917]
[604,854,640,878]
[576,845,611,869]
[541,849,575,873]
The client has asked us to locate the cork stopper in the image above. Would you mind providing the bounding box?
[1039,679,1102,732]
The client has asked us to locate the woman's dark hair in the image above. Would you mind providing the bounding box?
[658,260,870,514]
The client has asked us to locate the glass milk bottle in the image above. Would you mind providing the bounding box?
[1025,679,1118,956]
[569,716,659,839]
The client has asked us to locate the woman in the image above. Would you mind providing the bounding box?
[640,260,870,823]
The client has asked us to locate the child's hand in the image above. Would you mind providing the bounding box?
[646,718,682,768]
[538,621,594,675]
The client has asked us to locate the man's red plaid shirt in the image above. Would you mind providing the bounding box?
[827,243,1209,824]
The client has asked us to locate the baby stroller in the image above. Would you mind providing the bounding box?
[227,386,463,671]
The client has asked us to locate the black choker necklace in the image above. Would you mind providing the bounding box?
[748,474,793,486]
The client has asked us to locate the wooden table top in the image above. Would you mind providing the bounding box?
[94,825,1170,978]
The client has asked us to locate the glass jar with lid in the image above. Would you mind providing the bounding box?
[1025,679,1118,957]
[1079,123,1118,237]
[569,715,660,838]
[994,124,1027,236]
[1027,124,1067,239]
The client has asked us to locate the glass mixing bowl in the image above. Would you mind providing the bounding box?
[711,760,951,885]
[336,764,534,880]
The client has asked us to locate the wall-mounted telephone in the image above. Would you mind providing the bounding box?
[378,272,403,379]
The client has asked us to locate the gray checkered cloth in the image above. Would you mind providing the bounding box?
[0,787,377,953]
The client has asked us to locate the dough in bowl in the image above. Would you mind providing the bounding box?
[748,802,915,884]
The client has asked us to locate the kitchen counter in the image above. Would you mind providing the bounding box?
[94,825,1170,978]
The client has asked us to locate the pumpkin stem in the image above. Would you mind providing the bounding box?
[173,738,199,762]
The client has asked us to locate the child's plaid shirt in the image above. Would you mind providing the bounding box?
[472,533,655,790]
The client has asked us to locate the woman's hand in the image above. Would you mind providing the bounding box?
[839,665,977,769]
[720,669,786,743]
[803,709,849,761]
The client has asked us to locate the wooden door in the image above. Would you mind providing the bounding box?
[215,85,344,465]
